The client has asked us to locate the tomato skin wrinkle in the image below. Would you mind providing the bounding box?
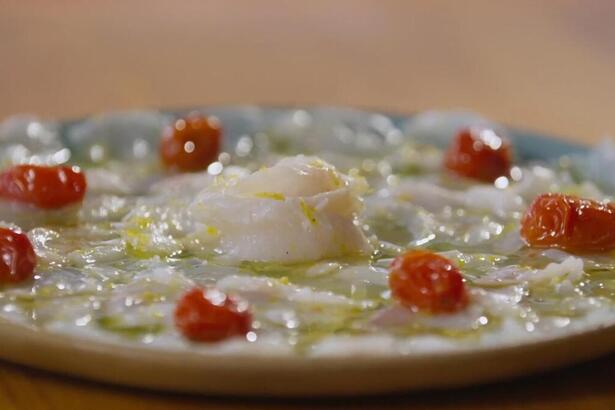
[160,114,222,172]
[175,287,252,342]
[0,165,87,209]
[389,250,468,314]
[0,228,36,284]
[444,127,512,183]
[521,193,615,253]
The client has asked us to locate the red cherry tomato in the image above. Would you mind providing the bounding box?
[389,250,468,314]
[521,193,615,252]
[175,287,252,342]
[160,114,222,172]
[0,165,87,209]
[0,227,36,284]
[444,127,513,183]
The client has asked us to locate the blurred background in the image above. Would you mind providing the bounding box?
[2,0,615,143]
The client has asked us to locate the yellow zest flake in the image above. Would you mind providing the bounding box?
[123,215,153,253]
[125,241,155,259]
[124,230,162,259]
[308,158,344,188]
[308,158,327,169]
[141,291,161,304]
[278,276,290,285]
[206,225,220,236]
[133,216,152,230]
[125,229,149,247]
[299,199,318,225]
[329,172,343,188]
[254,192,286,201]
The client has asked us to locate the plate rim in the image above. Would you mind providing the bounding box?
[2,316,615,395]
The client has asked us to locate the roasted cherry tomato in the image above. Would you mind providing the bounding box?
[444,127,512,183]
[389,250,468,314]
[160,114,222,172]
[521,193,615,252]
[0,228,36,284]
[175,287,252,342]
[0,165,87,209]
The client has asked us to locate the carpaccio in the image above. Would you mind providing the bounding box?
[0,107,614,357]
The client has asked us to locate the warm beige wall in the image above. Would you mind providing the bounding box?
[2,1,615,143]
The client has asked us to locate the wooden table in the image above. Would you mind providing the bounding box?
[1,1,615,408]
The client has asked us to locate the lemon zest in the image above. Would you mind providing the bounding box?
[299,199,318,225]
[254,192,286,201]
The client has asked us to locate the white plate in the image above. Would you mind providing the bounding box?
[1,106,604,396]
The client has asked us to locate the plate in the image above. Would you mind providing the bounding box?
[1,106,607,397]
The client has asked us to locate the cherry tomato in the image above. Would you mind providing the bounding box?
[0,228,36,284]
[444,127,513,183]
[0,165,87,209]
[520,193,615,252]
[389,250,468,314]
[175,287,252,342]
[160,114,222,172]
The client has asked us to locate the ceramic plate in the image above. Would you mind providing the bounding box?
[2,106,612,397]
